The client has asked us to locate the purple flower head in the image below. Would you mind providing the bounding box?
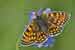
[29,11,36,21]
[43,8,52,14]
[42,36,55,47]
[37,8,43,16]
[33,36,55,48]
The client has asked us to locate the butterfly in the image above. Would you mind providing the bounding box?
[20,8,69,47]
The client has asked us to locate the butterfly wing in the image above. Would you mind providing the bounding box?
[42,11,69,36]
[21,25,35,46]
[21,19,48,46]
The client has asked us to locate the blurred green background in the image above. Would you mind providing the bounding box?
[0,0,74,50]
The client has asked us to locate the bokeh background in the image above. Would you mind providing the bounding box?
[0,0,74,50]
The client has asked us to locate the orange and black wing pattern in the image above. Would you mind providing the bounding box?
[45,11,69,36]
[21,20,48,46]
[20,8,70,47]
